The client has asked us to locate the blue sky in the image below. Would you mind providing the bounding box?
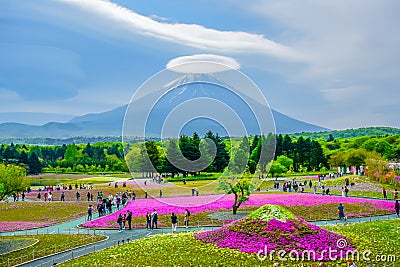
[0,0,399,129]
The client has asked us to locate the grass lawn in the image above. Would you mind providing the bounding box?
[325,220,399,264]
[58,219,400,266]
[0,234,105,266]
[0,202,90,230]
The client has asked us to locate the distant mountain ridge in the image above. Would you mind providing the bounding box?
[291,127,400,139]
[0,104,328,138]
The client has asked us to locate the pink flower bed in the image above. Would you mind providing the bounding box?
[82,193,395,228]
[0,222,54,232]
[195,219,353,261]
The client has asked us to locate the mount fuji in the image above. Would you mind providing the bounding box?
[0,74,328,138]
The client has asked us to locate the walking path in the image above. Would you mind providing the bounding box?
[1,196,399,267]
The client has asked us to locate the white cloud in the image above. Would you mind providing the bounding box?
[166,54,240,74]
[223,0,400,128]
[56,0,303,61]
[242,0,400,81]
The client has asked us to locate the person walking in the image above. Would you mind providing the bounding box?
[87,205,93,221]
[382,188,387,199]
[394,189,399,200]
[395,200,400,217]
[159,190,162,198]
[76,191,80,201]
[341,187,345,197]
[151,209,158,229]
[60,191,65,202]
[145,212,151,229]
[97,202,102,217]
[313,185,317,194]
[87,192,91,202]
[184,209,190,228]
[126,210,132,230]
[117,214,123,232]
[37,192,41,201]
[171,212,178,233]
[338,203,346,220]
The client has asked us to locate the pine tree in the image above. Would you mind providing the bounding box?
[28,152,42,175]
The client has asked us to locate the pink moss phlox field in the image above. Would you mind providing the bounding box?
[0,222,53,232]
[195,217,354,261]
[82,193,395,228]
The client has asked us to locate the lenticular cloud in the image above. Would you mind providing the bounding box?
[166,54,240,74]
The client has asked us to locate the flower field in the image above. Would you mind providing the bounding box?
[196,205,353,260]
[0,202,90,232]
[58,219,400,266]
[0,222,53,232]
[82,193,395,229]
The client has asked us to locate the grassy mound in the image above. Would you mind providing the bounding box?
[195,205,353,261]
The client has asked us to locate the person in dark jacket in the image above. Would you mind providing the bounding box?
[338,203,346,220]
[126,210,132,230]
[145,212,151,229]
[171,212,178,233]
[117,214,123,232]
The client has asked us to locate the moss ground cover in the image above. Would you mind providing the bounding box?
[0,202,90,231]
[0,234,105,266]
